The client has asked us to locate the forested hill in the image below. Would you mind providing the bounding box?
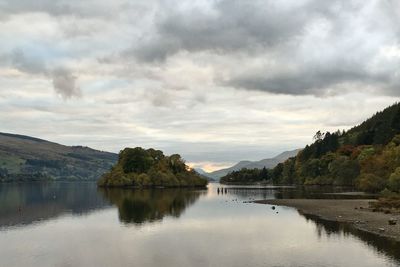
[222,102,400,193]
[207,149,300,180]
[346,103,400,145]
[0,132,117,181]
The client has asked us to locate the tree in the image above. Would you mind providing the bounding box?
[272,163,284,184]
[389,167,400,192]
[147,149,164,161]
[357,173,386,192]
[260,167,269,180]
[168,154,186,174]
[329,156,360,186]
[313,131,324,141]
[120,147,154,173]
[300,158,322,179]
[282,158,296,184]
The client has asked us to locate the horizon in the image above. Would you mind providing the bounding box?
[1,0,400,171]
[0,101,394,173]
[0,130,300,172]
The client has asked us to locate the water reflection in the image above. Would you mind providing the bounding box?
[302,213,400,263]
[215,185,376,200]
[212,184,400,265]
[99,188,205,225]
[0,182,399,267]
[276,186,377,199]
[0,182,109,228]
[215,186,275,200]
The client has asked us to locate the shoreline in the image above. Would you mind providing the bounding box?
[254,199,400,242]
[97,184,208,189]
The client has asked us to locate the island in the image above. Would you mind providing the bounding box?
[97,147,208,188]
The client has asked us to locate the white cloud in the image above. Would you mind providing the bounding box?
[0,0,399,169]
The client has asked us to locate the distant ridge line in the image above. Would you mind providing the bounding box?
[0,132,47,143]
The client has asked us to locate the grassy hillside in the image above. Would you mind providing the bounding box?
[0,132,117,181]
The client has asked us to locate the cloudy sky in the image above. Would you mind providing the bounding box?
[1,0,400,171]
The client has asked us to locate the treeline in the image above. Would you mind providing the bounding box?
[0,159,113,182]
[98,147,208,188]
[222,102,400,193]
[0,170,52,182]
[220,168,269,184]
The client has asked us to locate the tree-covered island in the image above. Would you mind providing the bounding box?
[97,147,208,188]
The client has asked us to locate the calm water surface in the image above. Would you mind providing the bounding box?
[0,182,399,267]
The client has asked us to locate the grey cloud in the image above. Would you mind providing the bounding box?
[51,68,81,99]
[10,49,47,75]
[131,0,310,61]
[150,89,173,107]
[0,0,75,18]
[225,67,390,96]
[131,39,181,63]
[127,0,400,97]
[3,0,400,99]
[6,49,81,99]
[0,0,115,18]
[192,94,206,104]
[129,0,366,61]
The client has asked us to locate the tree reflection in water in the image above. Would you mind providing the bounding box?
[301,213,400,264]
[99,188,205,225]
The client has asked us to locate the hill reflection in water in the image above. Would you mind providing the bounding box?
[0,182,109,228]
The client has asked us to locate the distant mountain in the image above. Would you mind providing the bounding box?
[0,132,117,181]
[206,149,300,180]
[194,168,208,175]
[193,168,216,182]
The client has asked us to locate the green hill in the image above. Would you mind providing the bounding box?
[0,132,117,182]
[222,102,400,193]
[97,147,208,188]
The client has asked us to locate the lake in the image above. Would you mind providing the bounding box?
[0,182,399,267]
